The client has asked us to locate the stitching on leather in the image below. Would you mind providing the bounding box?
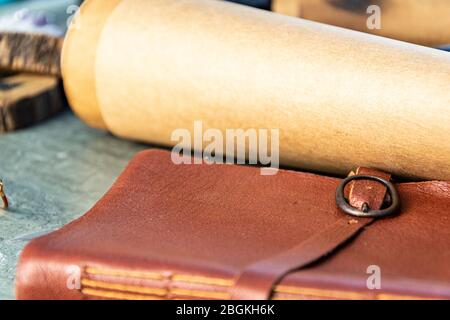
[82,288,164,300]
[82,266,432,300]
[170,288,230,300]
[273,285,368,300]
[376,294,433,300]
[85,267,234,287]
[85,267,165,281]
[172,274,234,287]
[81,278,231,300]
[81,279,168,296]
[81,285,431,301]
[273,285,434,300]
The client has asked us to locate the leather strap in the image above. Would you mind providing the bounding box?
[231,167,391,300]
[231,215,374,299]
[347,167,391,211]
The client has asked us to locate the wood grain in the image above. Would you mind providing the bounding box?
[0,73,65,133]
[0,32,63,76]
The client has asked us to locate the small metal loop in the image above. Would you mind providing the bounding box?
[0,180,8,210]
[336,175,399,218]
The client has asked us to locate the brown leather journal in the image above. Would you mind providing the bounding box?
[16,150,450,300]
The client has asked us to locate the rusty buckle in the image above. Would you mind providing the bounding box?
[336,175,399,218]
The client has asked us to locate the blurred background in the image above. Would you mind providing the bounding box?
[0,0,82,36]
[0,0,273,36]
[0,0,448,50]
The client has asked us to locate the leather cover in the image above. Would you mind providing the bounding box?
[16,150,450,300]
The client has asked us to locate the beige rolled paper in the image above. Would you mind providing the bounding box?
[272,0,450,47]
[62,0,450,180]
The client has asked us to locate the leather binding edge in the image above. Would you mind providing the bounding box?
[79,265,433,300]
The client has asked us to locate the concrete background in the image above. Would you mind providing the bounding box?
[0,112,147,299]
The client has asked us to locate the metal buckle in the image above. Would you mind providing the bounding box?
[336,175,399,218]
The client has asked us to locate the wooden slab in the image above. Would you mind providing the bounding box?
[0,73,65,133]
[0,32,63,76]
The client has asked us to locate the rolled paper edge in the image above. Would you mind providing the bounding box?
[61,0,122,129]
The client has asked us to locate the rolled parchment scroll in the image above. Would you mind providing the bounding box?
[62,0,450,180]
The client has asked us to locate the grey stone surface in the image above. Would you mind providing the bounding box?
[0,111,148,299]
